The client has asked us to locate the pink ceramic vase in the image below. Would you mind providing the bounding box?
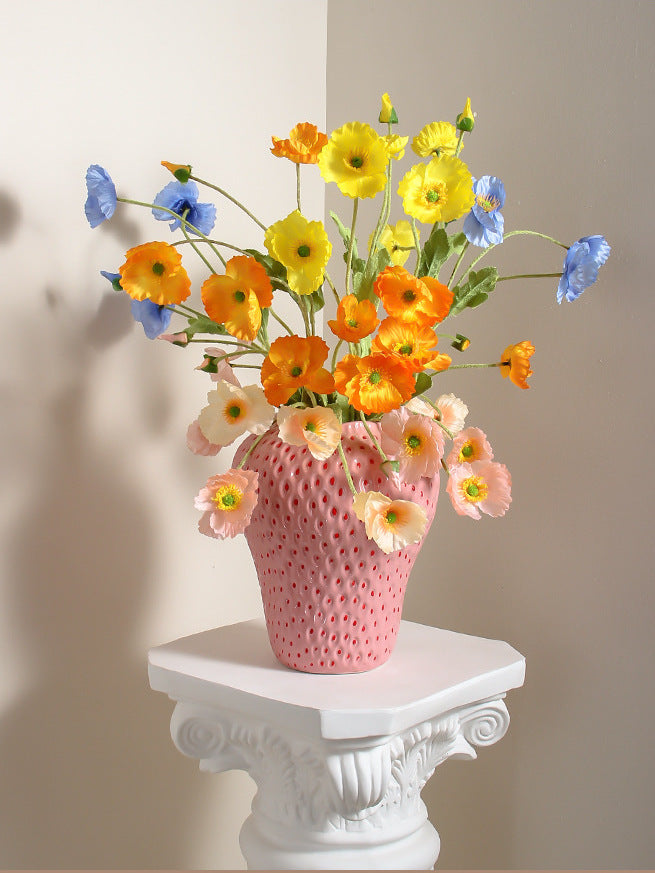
[233,421,440,674]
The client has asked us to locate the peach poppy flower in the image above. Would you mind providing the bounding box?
[406,392,469,436]
[380,407,445,481]
[334,352,415,415]
[277,406,341,460]
[260,335,335,406]
[195,468,259,539]
[500,341,535,389]
[353,491,428,554]
[186,419,222,456]
[270,122,328,164]
[374,265,453,327]
[197,381,274,447]
[327,294,380,343]
[119,241,191,306]
[201,255,273,342]
[372,317,451,373]
[446,427,494,468]
[446,461,512,520]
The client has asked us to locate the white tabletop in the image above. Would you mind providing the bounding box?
[148,618,525,740]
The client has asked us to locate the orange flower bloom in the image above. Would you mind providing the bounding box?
[270,123,328,164]
[201,256,273,342]
[334,352,415,415]
[373,265,453,327]
[261,335,335,406]
[119,241,191,305]
[372,317,452,373]
[500,341,535,389]
[327,294,380,343]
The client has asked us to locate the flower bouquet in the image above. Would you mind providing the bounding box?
[85,94,610,673]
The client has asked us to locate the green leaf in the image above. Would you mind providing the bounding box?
[308,285,325,314]
[413,371,433,397]
[419,229,468,279]
[355,246,391,303]
[184,315,228,340]
[329,211,359,261]
[244,248,288,282]
[450,266,498,315]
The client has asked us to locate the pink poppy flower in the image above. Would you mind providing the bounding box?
[380,406,445,481]
[446,460,512,520]
[447,426,494,468]
[186,419,222,456]
[194,468,259,539]
[197,348,242,386]
[276,406,342,460]
[353,490,427,554]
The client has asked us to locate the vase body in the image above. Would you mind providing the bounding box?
[234,421,440,674]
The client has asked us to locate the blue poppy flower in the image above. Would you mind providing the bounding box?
[557,235,611,303]
[152,180,216,235]
[463,175,505,248]
[130,299,174,339]
[85,165,117,228]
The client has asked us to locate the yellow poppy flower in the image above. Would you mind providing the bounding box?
[370,220,417,267]
[398,155,475,224]
[411,121,460,158]
[264,210,332,296]
[384,134,409,161]
[379,93,398,124]
[119,241,191,305]
[317,122,388,199]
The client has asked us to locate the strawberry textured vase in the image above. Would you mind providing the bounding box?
[233,421,439,674]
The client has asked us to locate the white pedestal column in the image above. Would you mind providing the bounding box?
[149,619,525,870]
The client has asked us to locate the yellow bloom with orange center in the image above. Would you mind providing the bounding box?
[119,241,191,305]
[261,335,335,406]
[500,341,535,389]
[270,122,328,164]
[411,121,460,158]
[317,122,389,199]
[327,294,380,343]
[398,155,474,224]
[370,220,417,267]
[372,317,452,373]
[334,352,415,415]
[201,255,273,342]
[264,210,332,296]
[374,265,453,327]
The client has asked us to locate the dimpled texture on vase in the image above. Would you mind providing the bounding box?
[234,421,440,674]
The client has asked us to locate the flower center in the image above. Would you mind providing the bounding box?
[368,371,382,384]
[346,318,359,328]
[425,182,447,207]
[291,366,303,377]
[460,442,474,459]
[227,404,242,419]
[304,421,317,433]
[234,290,246,303]
[297,244,311,258]
[476,193,501,213]
[405,433,422,454]
[385,510,397,525]
[398,343,413,355]
[212,485,242,511]
[462,475,489,503]
[152,262,165,276]
[402,289,416,302]
[350,155,364,169]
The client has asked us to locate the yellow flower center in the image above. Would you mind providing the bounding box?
[212,484,243,511]
[405,433,422,455]
[462,475,488,503]
[152,262,165,276]
[425,182,447,206]
[476,193,501,213]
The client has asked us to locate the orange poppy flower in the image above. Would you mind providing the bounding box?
[327,294,380,343]
[372,317,452,373]
[334,352,415,415]
[270,122,328,164]
[201,256,273,342]
[373,265,453,327]
[119,241,191,306]
[500,341,535,389]
[261,335,335,406]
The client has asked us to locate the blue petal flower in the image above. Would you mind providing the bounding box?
[152,180,216,236]
[557,235,611,303]
[85,165,117,228]
[463,175,506,248]
[130,298,174,339]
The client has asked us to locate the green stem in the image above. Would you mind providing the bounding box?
[453,229,569,289]
[337,440,357,496]
[236,431,268,470]
[231,363,264,370]
[330,339,344,373]
[182,219,224,271]
[345,197,359,297]
[454,130,465,157]
[189,174,268,231]
[324,270,341,306]
[411,219,422,273]
[447,240,469,286]
[296,163,302,213]
[498,272,562,282]
[358,414,392,474]
[269,308,295,336]
[419,396,455,440]
[364,147,393,280]
[448,361,503,370]
[171,300,205,319]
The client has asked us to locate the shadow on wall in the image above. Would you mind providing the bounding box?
[0,201,217,867]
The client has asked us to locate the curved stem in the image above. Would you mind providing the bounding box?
[236,431,268,470]
[411,219,421,272]
[337,440,357,496]
[447,240,469,286]
[330,338,344,373]
[268,308,295,336]
[358,413,392,475]
[498,272,562,282]
[345,197,359,297]
[453,229,569,289]
[189,174,267,231]
[324,270,341,306]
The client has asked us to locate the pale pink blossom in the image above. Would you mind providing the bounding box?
[194,468,259,539]
[276,406,342,460]
[186,419,222,456]
[446,426,494,468]
[405,393,468,436]
[158,331,189,345]
[446,460,512,520]
[353,491,427,554]
[197,381,274,447]
[197,348,241,386]
[380,407,445,481]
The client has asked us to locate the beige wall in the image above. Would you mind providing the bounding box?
[0,0,326,868]
[326,0,655,868]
